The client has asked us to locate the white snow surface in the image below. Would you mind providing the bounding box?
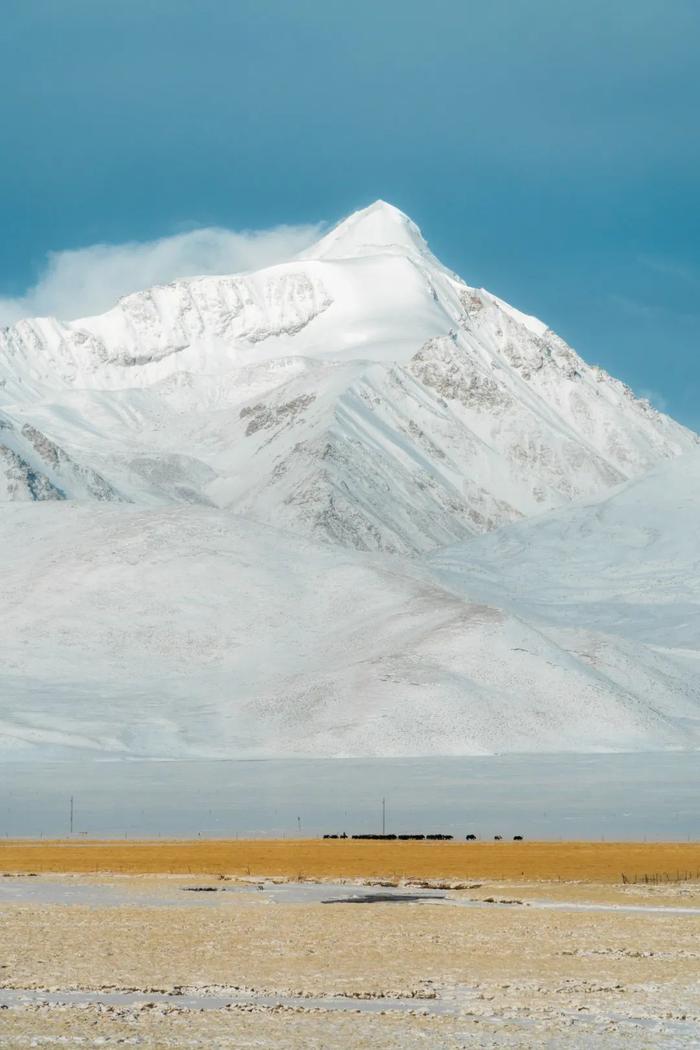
[1,468,699,758]
[0,200,698,758]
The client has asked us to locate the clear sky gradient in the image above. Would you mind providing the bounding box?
[1,0,698,426]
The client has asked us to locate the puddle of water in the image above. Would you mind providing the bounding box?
[518,899,700,916]
[0,877,449,909]
[259,882,447,905]
[321,892,446,904]
[2,877,700,916]
[0,877,254,909]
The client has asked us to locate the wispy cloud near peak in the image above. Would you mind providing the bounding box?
[0,223,322,327]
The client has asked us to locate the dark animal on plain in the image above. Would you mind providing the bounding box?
[350,834,398,840]
[465,834,477,841]
[494,835,502,841]
[513,835,524,841]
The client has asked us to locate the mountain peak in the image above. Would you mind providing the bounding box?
[302,199,430,261]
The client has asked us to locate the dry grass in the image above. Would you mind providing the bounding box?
[1,839,699,883]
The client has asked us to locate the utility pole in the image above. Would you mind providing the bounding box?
[381,797,386,836]
[297,815,302,836]
[69,796,74,836]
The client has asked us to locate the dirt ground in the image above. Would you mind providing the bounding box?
[1,871,699,1047]
[2,837,700,882]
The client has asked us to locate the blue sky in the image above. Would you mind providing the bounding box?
[1,0,698,425]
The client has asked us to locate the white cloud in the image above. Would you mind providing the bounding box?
[0,223,322,326]
[638,255,700,288]
[639,388,669,413]
[607,292,659,319]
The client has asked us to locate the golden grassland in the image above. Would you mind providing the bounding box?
[1,838,699,883]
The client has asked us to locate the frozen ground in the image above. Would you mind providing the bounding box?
[1,874,699,1048]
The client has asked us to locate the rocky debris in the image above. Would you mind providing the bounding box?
[410,337,512,413]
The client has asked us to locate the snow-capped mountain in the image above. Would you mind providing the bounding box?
[0,200,698,759]
[0,201,695,552]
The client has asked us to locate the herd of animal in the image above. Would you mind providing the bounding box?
[322,833,525,841]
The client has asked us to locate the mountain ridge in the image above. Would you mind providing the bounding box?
[0,201,695,552]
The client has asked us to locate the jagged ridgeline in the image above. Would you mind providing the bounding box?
[0,201,694,552]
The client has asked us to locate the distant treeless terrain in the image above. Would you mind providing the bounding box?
[2,840,700,883]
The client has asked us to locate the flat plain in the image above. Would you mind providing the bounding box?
[2,838,700,882]
[2,841,699,1047]
[1,870,700,1047]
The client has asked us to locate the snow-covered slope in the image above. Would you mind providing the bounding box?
[0,200,697,759]
[1,465,698,759]
[430,450,700,650]
[0,201,695,552]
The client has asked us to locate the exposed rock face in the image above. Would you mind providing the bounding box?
[0,410,122,502]
[240,394,317,436]
[0,444,66,501]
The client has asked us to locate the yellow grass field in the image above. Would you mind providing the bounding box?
[1,839,699,883]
